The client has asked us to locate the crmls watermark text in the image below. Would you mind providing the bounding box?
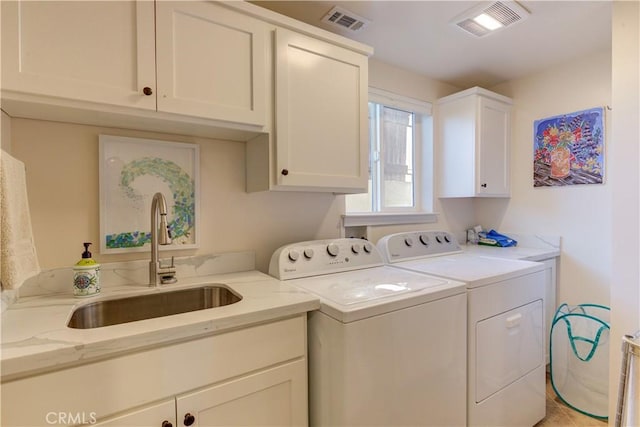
[46,412,97,425]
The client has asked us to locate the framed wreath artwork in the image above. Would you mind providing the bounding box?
[533,107,605,187]
[99,135,200,253]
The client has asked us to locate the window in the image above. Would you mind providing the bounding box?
[346,88,434,221]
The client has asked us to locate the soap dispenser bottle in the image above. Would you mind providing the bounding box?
[73,242,101,297]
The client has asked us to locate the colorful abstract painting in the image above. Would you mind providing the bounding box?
[99,135,199,253]
[533,107,605,187]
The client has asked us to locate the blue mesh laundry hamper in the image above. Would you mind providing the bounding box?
[550,303,610,420]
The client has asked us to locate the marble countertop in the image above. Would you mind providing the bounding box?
[1,253,320,382]
[463,233,561,261]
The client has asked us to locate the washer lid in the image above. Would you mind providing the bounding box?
[286,265,466,322]
[394,253,544,288]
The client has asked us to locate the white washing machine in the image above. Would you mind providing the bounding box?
[269,238,467,426]
[377,231,547,427]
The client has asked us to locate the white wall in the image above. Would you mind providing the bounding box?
[9,119,343,273]
[609,0,640,417]
[480,50,612,307]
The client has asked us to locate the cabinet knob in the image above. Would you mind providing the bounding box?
[481,183,487,188]
[281,169,289,176]
[143,86,153,96]
[161,421,173,427]
[183,413,195,426]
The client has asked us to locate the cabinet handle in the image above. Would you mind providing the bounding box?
[143,87,153,96]
[161,421,173,427]
[281,169,289,176]
[183,413,195,426]
[481,183,487,188]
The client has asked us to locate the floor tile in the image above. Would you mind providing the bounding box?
[537,374,608,427]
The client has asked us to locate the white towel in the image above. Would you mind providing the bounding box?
[0,150,40,290]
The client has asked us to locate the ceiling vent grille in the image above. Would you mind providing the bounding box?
[322,6,370,32]
[452,1,529,37]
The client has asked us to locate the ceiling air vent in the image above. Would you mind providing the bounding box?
[322,6,370,32]
[452,1,530,37]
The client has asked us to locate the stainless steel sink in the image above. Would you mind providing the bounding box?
[67,285,242,329]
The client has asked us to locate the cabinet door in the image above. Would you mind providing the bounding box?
[437,95,477,197]
[94,399,176,427]
[274,28,368,193]
[155,1,267,126]
[176,360,307,427]
[1,0,156,110]
[477,96,511,196]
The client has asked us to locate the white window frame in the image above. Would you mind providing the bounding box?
[344,87,437,227]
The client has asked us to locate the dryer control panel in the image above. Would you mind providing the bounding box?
[269,238,383,280]
[377,231,461,263]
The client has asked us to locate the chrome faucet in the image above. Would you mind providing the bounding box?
[149,192,176,286]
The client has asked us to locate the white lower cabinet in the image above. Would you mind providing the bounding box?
[1,316,308,427]
[94,400,176,427]
[176,360,306,427]
[95,360,306,427]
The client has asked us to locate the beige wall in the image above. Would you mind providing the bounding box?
[609,0,640,417]
[480,49,612,306]
[10,120,343,272]
[369,58,460,102]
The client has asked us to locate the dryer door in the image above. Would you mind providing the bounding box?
[475,299,544,402]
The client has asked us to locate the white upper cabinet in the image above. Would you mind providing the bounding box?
[1,0,268,137]
[1,0,156,110]
[155,1,267,125]
[246,28,370,193]
[1,0,372,192]
[437,87,512,198]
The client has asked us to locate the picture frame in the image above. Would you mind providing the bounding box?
[533,107,605,187]
[99,135,200,254]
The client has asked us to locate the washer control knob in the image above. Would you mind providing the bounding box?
[363,242,373,253]
[327,243,340,257]
[351,244,361,254]
[304,248,314,259]
[435,236,443,244]
[288,250,299,262]
[404,237,414,247]
[444,235,451,243]
[419,234,429,246]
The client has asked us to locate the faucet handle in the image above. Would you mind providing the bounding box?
[160,256,175,269]
[158,257,177,285]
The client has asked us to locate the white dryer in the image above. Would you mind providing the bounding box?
[377,231,547,427]
[269,238,467,426]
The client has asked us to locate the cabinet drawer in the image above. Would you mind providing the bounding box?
[1,316,306,426]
